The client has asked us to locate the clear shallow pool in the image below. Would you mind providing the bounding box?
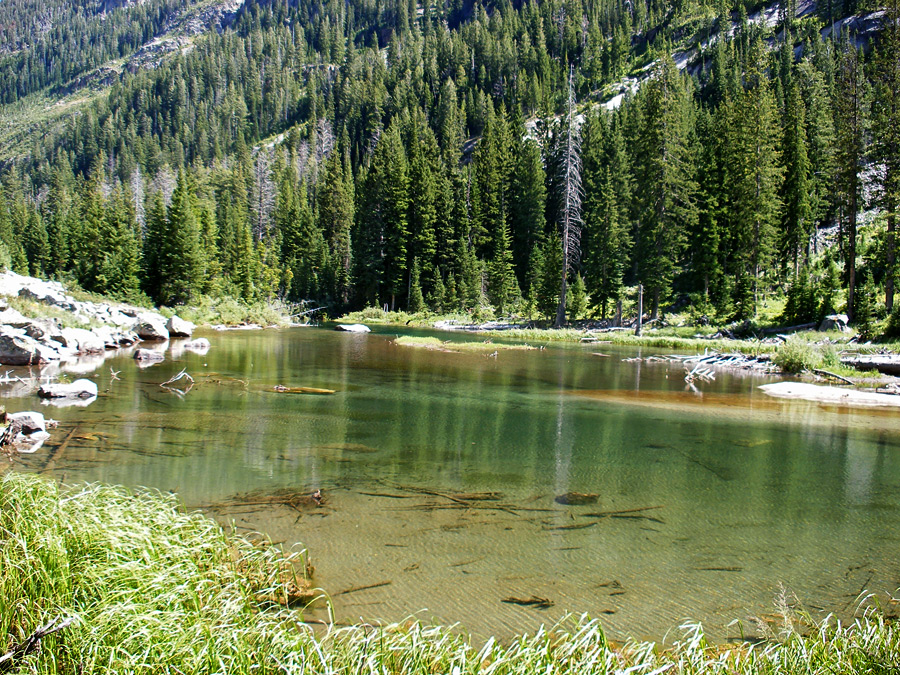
[5,326,900,641]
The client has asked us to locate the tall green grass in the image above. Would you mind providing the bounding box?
[2,472,898,674]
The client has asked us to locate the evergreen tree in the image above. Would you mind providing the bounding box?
[22,211,48,277]
[159,170,203,305]
[408,257,425,312]
[317,151,354,304]
[722,39,783,317]
[634,55,698,319]
[834,35,869,319]
[871,0,900,310]
[781,78,812,274]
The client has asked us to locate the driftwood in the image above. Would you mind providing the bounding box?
[811,368,854,385]
[336,580,391,596]
[272,385,336,395]
[0,616,77,672]
[840,354,900,376]
[501,595,553,609]
[39,425,78,473]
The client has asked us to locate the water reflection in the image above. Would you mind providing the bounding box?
[3,326,899,641]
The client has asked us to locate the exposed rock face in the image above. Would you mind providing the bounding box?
[38,379,99,399]
[134,313,170,340]
[335,323,371,333]
[166,315,195,338]
[0,326,58,365]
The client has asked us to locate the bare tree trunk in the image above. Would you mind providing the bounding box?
[555,64,583,328]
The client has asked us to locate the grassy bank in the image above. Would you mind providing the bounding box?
[3,472,899,674]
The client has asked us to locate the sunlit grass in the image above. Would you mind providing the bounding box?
[394,335,536,351]
[2,472,899,674]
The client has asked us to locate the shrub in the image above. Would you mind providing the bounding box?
[774,339,823,373]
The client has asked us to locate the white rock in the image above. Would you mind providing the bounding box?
[166,315,195,338]
[134,313,170,340]
[334,323,371,333]
[0,307,28,324]
[7,411,47,433]
[38,378,99,399]
[59,327,105,354]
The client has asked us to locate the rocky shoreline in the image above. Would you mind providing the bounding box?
[0,270,204,375]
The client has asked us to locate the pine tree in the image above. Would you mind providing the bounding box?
[781,78,812,274]
[871,0,900,310]
[488,220,519,315]
[567,273,588,321]
[317,151,354,304]
[159,170,203,305]
[509,137,546,291]
[408,257,425,312]
[22,210,48,277]
[723,39,783,317]
[634,54,698,319]
[834,35,869,319]
[583,166,628,319]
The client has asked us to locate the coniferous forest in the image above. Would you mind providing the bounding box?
[0,0,898,328]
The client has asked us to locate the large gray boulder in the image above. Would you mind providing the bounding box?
[819,314,850,332]
[58,327,105,354]
[0,326,59,365]
[134,313,170,340]
[335,323,371,333]
[166,315,195,338]
[38,378,98,399]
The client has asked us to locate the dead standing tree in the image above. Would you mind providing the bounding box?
[555,64,583,328]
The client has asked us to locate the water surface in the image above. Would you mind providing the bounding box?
[5,326,900,641]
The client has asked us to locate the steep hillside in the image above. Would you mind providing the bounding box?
[0,0,896,334]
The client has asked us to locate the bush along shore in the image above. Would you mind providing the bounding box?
[2,472,899,675]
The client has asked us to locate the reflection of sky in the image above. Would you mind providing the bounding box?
[4,327,900,641]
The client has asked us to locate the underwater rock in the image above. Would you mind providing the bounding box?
[554,492,600,506]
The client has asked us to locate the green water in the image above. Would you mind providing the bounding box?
[6,326,900,641]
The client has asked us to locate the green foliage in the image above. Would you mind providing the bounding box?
[781,271,818,325]
[567,273,589,320]
[774,338,823,373]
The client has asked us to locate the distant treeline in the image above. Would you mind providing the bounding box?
[0,0,897,326]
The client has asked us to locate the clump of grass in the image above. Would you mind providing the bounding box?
[4,472,899,674]
[774,339,824,373]
[394,336,535,351]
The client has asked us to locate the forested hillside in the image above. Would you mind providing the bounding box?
[0,0,897,328]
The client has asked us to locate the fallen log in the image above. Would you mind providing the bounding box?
[811,368,854,385]
[840,355,900,376]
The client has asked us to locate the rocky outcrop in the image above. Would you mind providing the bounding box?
[166,315,195,338]
[38,379,99,399]
[134,313,170,340]
[0,326,58,365]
